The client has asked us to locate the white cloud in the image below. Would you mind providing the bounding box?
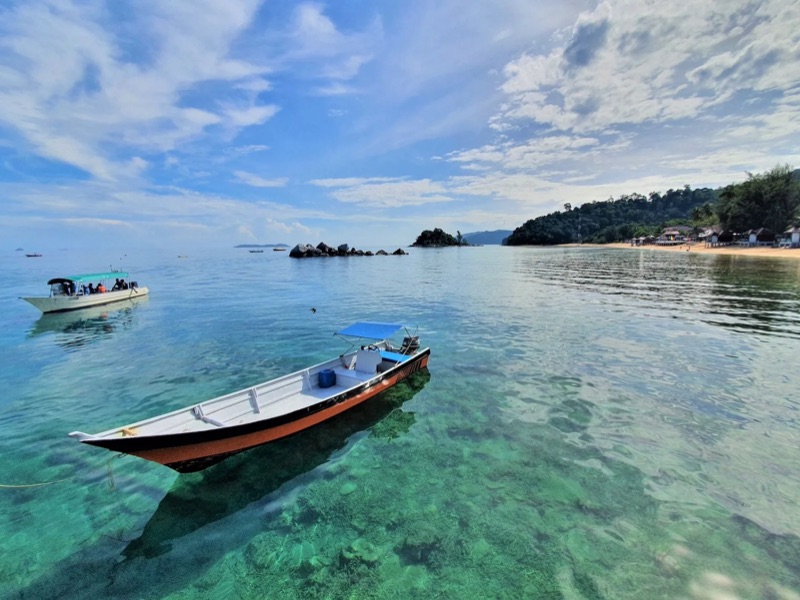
[236,78,272,92]
[61,217,132,228]
[447,136,601,171]
[225,144,270,156]
[222,104,280,127]
[310,177,397,187]
[314,83,359,97]
[495,0,800,135]
[291,221,312,235]
[0,0,272,179]
[234,171,288,188]
[263,3,380,86]
[311,177,455,208]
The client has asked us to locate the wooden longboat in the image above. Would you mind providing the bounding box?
[21,271,148,314]
[69,322,430,472]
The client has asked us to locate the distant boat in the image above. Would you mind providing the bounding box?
[249,250,264,253]
[69,322,430,472]
[25,253,42,257]
[20,271,149,313]
[273,248,286,251]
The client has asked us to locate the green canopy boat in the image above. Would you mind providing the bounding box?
[21,271,149,313]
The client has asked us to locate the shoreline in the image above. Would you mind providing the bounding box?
[558,242,800,260]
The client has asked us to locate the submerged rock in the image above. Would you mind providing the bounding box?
[341,538,382,565]
[339,481,358,495]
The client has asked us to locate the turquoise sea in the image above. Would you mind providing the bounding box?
[2,245,800,599]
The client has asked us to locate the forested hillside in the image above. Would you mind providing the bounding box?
[506,187,717,245]
[716,165,800,234]
[506,165,800,246]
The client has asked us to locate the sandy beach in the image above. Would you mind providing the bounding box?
[565,242,800,260]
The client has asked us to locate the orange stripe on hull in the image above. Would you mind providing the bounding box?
[133,354,429,470]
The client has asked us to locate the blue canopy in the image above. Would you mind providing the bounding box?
[336,322,402,340]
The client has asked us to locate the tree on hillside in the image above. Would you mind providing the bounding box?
[690,202,717,237]
[717,165,800,233]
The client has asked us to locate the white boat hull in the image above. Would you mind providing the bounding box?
[22,287,149,313]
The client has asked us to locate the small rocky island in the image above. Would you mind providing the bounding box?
[289,243,408,258]
[411,228,469,247]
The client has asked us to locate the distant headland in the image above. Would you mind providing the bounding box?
[410,228,512,247]
[462,230,512,245]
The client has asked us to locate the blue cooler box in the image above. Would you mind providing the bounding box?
[318,369,336,388]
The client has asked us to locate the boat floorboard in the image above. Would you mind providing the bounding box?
[132,372,379,437]
[236,375,372,420]
[216,383,356,427]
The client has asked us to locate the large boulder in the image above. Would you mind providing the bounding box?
[316,242,337,256]
[289,243,315,258]
[392,248,408,255]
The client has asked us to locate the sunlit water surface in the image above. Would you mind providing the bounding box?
[1,246,799,599]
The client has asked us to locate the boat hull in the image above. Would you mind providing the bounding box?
[21,287,149,313]
[83,348,430,472]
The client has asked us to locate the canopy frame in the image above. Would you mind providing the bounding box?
[47,271,129,285]
[335,321,403,341]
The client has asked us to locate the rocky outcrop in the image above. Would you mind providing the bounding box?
[289,242,408,258]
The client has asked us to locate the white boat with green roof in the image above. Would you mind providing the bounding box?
[21,271,148,313]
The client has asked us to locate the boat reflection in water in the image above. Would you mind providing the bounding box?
[122,369,429,560]
[28,296,149,350]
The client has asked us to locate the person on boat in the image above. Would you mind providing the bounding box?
[112,278,122,291]
[96,282,106,293]
[88,283,95,294]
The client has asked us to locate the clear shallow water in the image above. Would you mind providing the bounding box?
[2,246,800,599]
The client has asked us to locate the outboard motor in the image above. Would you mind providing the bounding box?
[400,336,420,354]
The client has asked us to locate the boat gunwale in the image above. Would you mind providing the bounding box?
[21,287,150,313]
[78,347,430,452]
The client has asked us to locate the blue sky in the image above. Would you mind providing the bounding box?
[2,0,799,250]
